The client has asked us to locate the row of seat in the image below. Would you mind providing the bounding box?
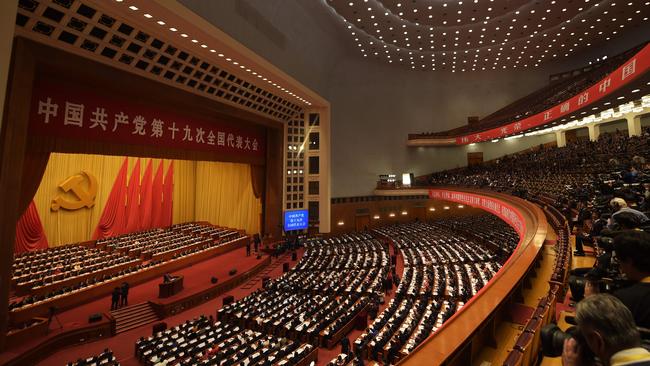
[66,348,118,366]
[135,315,314,366]
[9,222,242,313]
[353,216,519,363]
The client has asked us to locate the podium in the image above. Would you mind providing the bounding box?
[159,275,184,298]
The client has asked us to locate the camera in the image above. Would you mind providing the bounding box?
[540,324,595,362]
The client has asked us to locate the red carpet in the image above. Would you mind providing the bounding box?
[33,248,299,366]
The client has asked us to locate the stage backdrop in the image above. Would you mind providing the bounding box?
[33,152,261,246]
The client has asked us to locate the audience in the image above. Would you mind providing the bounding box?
[66,348,118,366]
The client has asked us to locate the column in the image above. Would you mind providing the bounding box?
[555,130,567,148]
[587,124,600,142]
[625,113,642,137]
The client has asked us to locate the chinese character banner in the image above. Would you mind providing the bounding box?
[455,43,650,144]
[30,78,266,156]
[428,189,525,236]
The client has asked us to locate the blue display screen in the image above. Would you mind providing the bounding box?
[284,210,308,231]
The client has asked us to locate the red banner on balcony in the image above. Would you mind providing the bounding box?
[29,78,265,156]
[428,189,525,235]
[455,43,650,144]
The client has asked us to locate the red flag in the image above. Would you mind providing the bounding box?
[125,158,141,233]
[93,157,128,239]
[139,159,153,230]
[161,161,174,227]
[151,160,164,228]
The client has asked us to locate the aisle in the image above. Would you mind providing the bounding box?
[316,240,403,365]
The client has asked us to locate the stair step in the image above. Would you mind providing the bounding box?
[110,302,149,316]
[114,310,158,323]
[117,314,159,328]
[111,301,161,334]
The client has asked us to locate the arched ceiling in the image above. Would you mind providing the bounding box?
[324,0,650,71]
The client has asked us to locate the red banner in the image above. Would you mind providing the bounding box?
[428,189,525,235]
[29,78,265,156]
[455,43,650,144]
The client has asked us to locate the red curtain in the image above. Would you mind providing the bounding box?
[15,201,49,254]
[139,159,153,230]
[161,161,174,227]
[93,158,128,239]
[151,161,164,228]
[19,150,51,216]
[125,158,141,233]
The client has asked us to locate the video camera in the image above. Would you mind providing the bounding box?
[540,324,596,363]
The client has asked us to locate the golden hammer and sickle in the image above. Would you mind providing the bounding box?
[51,171,98,211]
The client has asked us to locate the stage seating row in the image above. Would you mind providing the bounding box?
[135,315,315,366]
[13,248,138,291]
[9,222,243,315]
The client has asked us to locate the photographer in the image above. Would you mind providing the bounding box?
[569,237,614,302]
[575,211,607,257]
[562,294,650,366]
[612,231,650,329]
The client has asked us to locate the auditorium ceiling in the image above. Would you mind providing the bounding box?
[323,0,650,71]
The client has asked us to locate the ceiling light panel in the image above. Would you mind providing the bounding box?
[326,0,648,71]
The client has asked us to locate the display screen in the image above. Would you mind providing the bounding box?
[284,210,309,231]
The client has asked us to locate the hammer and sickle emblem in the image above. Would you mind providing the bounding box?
[51,171,98,211]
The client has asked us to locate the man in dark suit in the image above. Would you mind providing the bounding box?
[120,282,130,307]
[111,287,121,310]
[163,273,174,283]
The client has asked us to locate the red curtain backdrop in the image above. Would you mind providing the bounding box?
[139,159,153,230]
[93,158,128,239]
[15,201,49,253]
[19,150,51,217]
[125,158,141,233]
[151,161,164,228]
[162,161,174,227]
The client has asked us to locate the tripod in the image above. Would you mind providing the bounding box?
[47,307,63,334]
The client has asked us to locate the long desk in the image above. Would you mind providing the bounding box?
[158,276,183,298]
